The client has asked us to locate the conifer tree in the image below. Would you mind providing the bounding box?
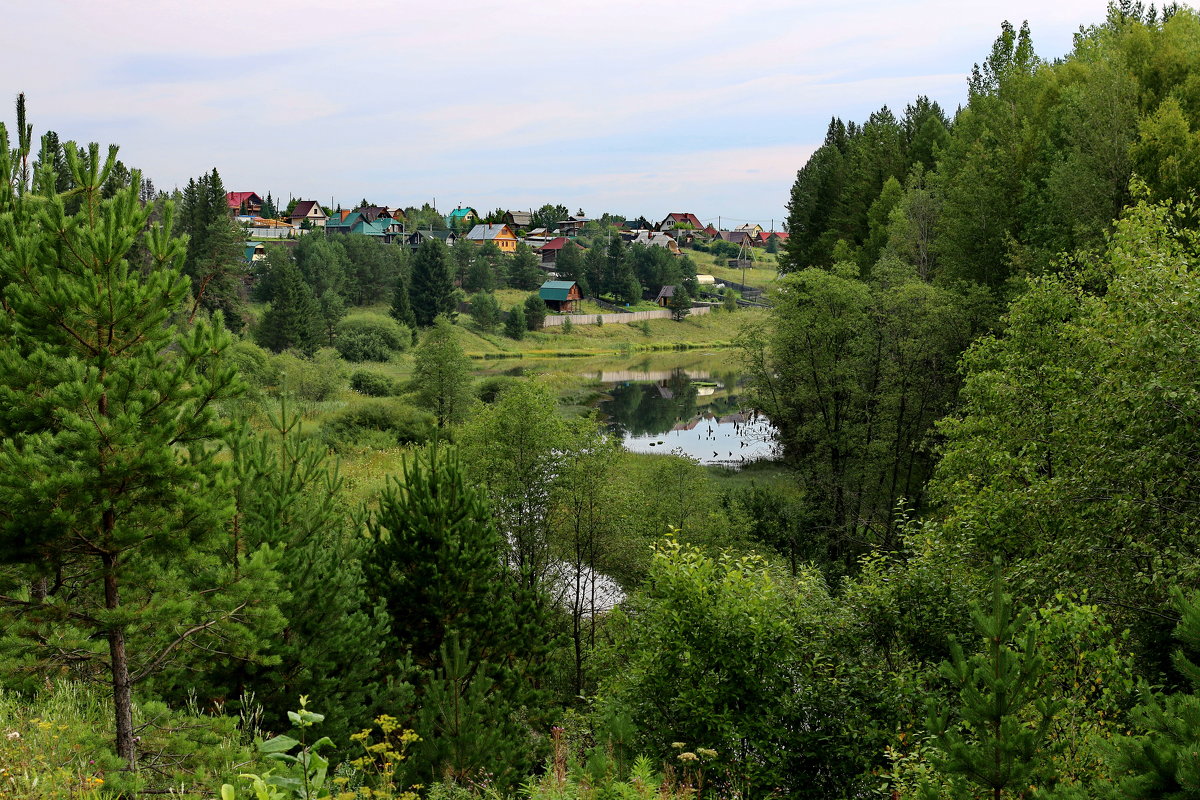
[469,291,501,330]
[410,238,457,326]
[504,303,526,339]
[364,446,551,787]
[256,256,321,354]
[924,567,1061,800]
[522,292,546,331]
[0,120,277,766]
[411,316,472,429]
[554,239,589,295]
[508,242,543,290]
[179,168,247,328]
[390,264,418,331]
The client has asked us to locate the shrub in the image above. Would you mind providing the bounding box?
[504,305,526,340]
[561,316,573,334]
[322,398,436,452]
[351,370,399,397]
[272,348,348,401]
[523,293,547,331]
[335,314,413,362]
[227,338,277,388]
[476,375,517,404]
[469,291,501,329]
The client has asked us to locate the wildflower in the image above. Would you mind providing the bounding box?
[671,741,686,749]
[697,748,718,758]
[4,731,19,740]
[677,752,699,762]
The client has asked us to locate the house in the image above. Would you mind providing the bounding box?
[539,280,583,312]
[352,205,394,223]
[288,200,328,228]
[556,216,590,236]
[244,241,267,262]
[658,212,704,231]
[445,206,478,229]
[407,229,458,249]
[536,236,577,264]
[327,211,405,243]
[718,230,755,247]
[464,223,517,253]
[735,223,764,235]
[703,223,720,238]
[630,230,681,255]
[503,210,533,229]
[227,192,263,215]
[756,230,789,248]
[655,285,677,306]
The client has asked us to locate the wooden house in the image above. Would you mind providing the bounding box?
[243,241,267,262]
[503,210,533,229]
[655,285,677,306]
[226,191,263,215]
[464,223,517,253]
[539,280,583,312]
[288,200,328,228]
[658,212,704,231]
[407,229,458,250]
[445,206,478,229]
[536,236,575,264]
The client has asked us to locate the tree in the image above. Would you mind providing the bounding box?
[469,291,501,330]
[364,445,551,787]
[508,242,543,290]
[178,168,248,327]
[522,293,546,331]
[0,126,277,766]
[317,289,346,347]
[924,568,1061,800]
[554,239,588,295]
[463,246,492,293]
[410,238,457,326]
[256,257,321,354]
[412,316,472,429]
[504,304,526,339]
[390,263,418,331]
[667,285,692,321]
[293,233,350,300]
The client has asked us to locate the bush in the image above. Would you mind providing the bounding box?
[476,375,517,404]
[469,291,502,329]
[561,316,573,333]
[504,304,526,339]
[227,338,277,388]
[272,348,348,401]
[523,293,547,331]
[335,314,413,362]
[351,370,399,397]
[322,398,436,451]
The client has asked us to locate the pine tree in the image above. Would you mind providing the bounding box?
[508,242,543,290]
[257,257,321,354]
[469,291,501,330]
[924,567,1061,800]
[554,239,588,295]
[410,238,457,326]
[0,122,277,766]
[667,285,692,321]
[318,289,346,347]
[364,446,551,787]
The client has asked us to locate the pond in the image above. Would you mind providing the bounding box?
[484,351,780,467]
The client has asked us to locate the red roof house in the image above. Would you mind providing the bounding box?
[659,212,704,231]
[226,192,263,214]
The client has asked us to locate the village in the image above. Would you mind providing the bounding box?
[231,192,784,322]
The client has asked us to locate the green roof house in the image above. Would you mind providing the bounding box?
[539,280,582,312]
[445,206,478,229]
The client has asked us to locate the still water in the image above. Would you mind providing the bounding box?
[593,357,779,466]
[486,351,779,466]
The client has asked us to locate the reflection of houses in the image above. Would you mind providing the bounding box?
[539,280,583,312]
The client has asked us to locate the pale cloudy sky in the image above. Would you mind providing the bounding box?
[7,0,1112,225]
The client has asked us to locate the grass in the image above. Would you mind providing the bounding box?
[687,248,779,289]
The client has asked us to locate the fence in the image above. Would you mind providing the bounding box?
[540,305,710,327]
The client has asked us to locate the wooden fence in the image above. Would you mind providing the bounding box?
[540,305,711,327]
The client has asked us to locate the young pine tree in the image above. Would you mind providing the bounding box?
[523,292,547,331]
[923,567,1062,800]
[390,264,418,331]
[0,126,278,766]
[504,303,526,339]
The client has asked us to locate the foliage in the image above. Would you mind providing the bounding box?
[410,238,457,327]
[321,399,436,452]
[504,304,526,339]
[523,293,547,330]
[179,167,247,327]
[258,255,322,355]
[0,123,277,766]
[412,316,473,428]
[666,285,691,321]
[271,348,348,402]
[334,314,412,363]
[350,370,398,397]
[468,291,501,330]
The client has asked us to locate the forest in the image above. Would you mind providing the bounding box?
[6,3,1200,799]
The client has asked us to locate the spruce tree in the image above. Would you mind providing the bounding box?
[523,293,547,331]
[256,257,321,354]
[554,239,588,295]
[469,291,501,330]
[410,238,457,326]
[178,168,247,328]
[504,303,526,339]
[390,264,418,331]
[508,242,543,290]
[0,124,277,766]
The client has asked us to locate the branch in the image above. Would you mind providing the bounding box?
[130,602,247,684]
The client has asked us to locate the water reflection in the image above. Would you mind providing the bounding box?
[596,366,778,467]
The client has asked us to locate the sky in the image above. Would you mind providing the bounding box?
[6,0,1115,226]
